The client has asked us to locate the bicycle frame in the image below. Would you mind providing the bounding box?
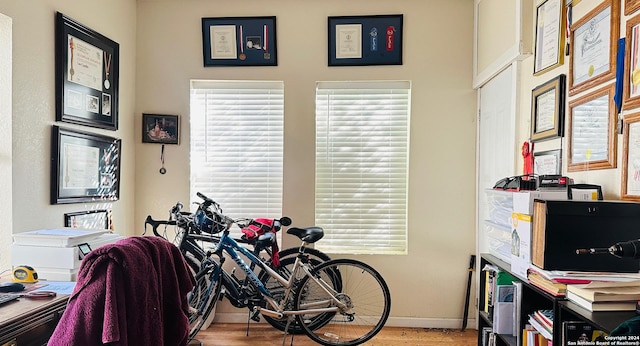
[210,230,344,319]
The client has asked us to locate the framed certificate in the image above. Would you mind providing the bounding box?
[201,16,277,67]
[534,0,565,75]
[567,84,617,172]
[624,13,640,110]
[51,126,121,204]
[65,209,111,230]
[625,0,640,15]
[328,15,403,66]
[533,149,562,175]
[55,12,119,130]
[568,0,619,95]
[530,75,566,142]
[622,112,640,201]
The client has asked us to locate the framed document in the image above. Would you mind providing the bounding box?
[51,126,121,204]
[567,84,617,172]
[328,15,403,66]
[530,75,566,142]
[202,16,277,67]
[622,112,640,201]
[625,0,640,15]
[534,0,565,75]
[624,13,640,110]
[55,12,119,130]
[65,209,111,229]
[568,0,619,95]
[533,149,562,175]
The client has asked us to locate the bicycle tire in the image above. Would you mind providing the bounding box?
[188,259,223,341]
[294,259,391,346]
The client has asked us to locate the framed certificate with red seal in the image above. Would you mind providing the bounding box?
[328,14,403,66]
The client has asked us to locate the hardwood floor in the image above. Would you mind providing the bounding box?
[192,323,477,346]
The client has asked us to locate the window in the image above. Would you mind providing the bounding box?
[190,80,284,232]
[315,81,411,255]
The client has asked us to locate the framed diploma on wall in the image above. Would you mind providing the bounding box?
[567,84,617,172]
[568,0,619,96]
[622,112,640,201]
[55,12,119,130]
[51,126,121,204]
[624,13,640,110]
[202,16,277,67]
[534,0,565,75]
[530,74,566,142]
[328,14,403,66]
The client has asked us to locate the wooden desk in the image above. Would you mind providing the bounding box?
[0,292,68,346]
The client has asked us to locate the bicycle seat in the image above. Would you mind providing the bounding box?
[286,227,324,243]
[254,232,276,252]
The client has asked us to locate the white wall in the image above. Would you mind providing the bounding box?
[0,13,12,270]
[135,0,478,326]
[0,0,137,255]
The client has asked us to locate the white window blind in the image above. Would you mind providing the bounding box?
[315,81,410,255]
[190,80,284,229]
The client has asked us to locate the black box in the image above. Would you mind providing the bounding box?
[532,200,640,272]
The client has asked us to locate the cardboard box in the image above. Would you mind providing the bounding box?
[532,200,640,272]
[510,212,531,279]
[512,190,568,215]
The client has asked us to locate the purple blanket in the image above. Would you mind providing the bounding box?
[48,236,195,346]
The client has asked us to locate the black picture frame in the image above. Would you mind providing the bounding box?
[202,16,277,67]
[142,113,179,144]
[328,14,403,66]
[530,74,566,142]
[51,125,121,204]
[65,209,111,229]
[55,12,119,130]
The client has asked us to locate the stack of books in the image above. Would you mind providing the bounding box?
[528,309,553,341]
[523,323,551,346]
[565,281,640,312]
[527,271,567,296]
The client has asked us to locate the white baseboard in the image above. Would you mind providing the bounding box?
[212,313,477,331]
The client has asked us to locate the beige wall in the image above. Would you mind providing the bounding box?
[135,0,477,325]
[0,0,478,328]
[516,0,627,197]
[0,0,137,263]
[0,13,11,270]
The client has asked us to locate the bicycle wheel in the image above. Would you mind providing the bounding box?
[294,259,391,346]
[188,259,223,340]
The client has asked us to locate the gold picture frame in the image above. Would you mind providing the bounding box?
[624,13,640,110]
[534,0,565,75]
[622,112,640,201]
[568,0,619,96]
[567,84,617,172]
[531,75,566,142]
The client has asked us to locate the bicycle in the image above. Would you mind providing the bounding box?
[144,197,333,335]
[181,192,391,345]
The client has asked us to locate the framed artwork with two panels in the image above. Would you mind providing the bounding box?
[568,0,619,95]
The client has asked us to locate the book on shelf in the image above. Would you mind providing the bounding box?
[566,290,638,311]
[529,266,640,283]
[528,271,566,296]
[566,281,640,302]
[562,320,608,344]
[531,309,553,331]
[528,313,553,341]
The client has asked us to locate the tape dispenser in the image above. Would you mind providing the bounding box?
[12,265,38,283]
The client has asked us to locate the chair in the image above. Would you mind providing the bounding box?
[48,236,195,346]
